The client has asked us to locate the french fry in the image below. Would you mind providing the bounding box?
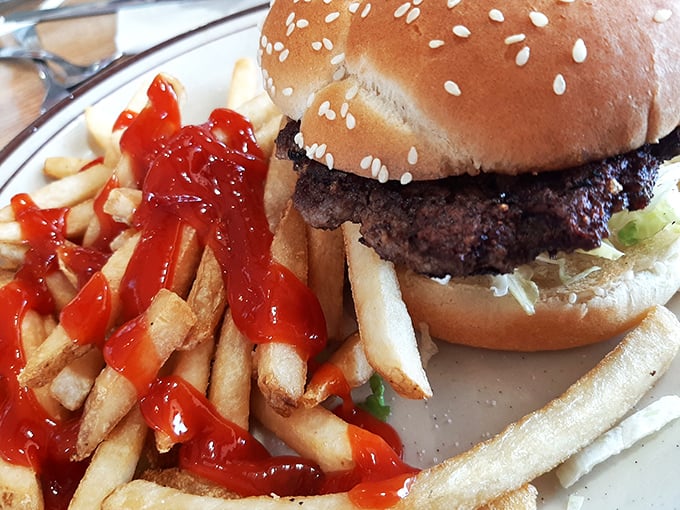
[307,226,346,342]
[69,405,148,510]
[43,157,92,179]
[102,187,142,226]
[302,331,372,408]
[264,152,297,232]
[255,202,309,416]
[479,485,537,510]
[394,305,680,510]
[47,266,78,309]
[0,241,28,270]
[0,221,21,243]
[75,289,196,460]
[0,162,111,222]
[50,348,105,411]
[252,389,354,473]
[236,92,282,159]
[342,222,432,400]
[209,310,253,430]
[19,233,141,389]
[155,247,226,451]
[227,57,260,109]
[0,457,42,510]
[21,310,70,422]
[141,468,237,499]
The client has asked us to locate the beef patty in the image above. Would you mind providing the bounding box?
[278,121,680,278]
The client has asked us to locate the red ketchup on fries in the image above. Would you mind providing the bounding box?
[0,74,418,509]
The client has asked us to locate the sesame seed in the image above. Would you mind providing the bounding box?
[340,102,349,117]
[325,109,337,121]
[361,3,371,18]
[559,0,575,3]
[453,25,471,38]
[429,39,446,48]
[331,53,346,65]
[279,49,290,62]
[406,7,421,23]
[529,11,549,27]
[311,41,323,51]
[654,8,673,23]
[286,23,295,36]
[348,2,360,13]
[294,132,304,148]
[306,143,318,158]
[572,38,587,63]
[360,155,373,169]
[378,166,389,183]
[568,292,577,304]
[504,33,526,45]
[553,74,567,95]
[408,146,418,165]
[315,144,327,158]
[318,101,330,116]
[400,172,413,185]
[306,92,316,107]
[323,38,334,49]
[346,113,356,129]
[265,42,273,55]
[285,12,295,26]
[345,84,359,100]
[282,87,293,96]
[394,2,410,18]
[326,153,335,170]
[274,41,284,51]
[447,0,461,8]
[444,80,462,96]
[296,18,309,28]
[515,46,530,66]
[489,9,504,22]
[371,157,382,177]
[260,35,268,47]
[325,11,340,23]
[333,67,345,81]
[413,0,423,5]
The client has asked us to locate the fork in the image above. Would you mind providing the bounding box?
[0,45,122,88]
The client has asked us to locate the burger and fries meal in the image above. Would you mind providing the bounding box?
[0,0,679,508]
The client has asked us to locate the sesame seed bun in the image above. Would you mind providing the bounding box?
[260,0,680,180]
[397,225,680,351]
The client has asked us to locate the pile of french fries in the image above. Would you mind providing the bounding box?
[1,58,679,510]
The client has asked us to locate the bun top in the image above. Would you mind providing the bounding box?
[259,0,680,180]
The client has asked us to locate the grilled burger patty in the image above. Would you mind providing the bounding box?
[279,121,680,278]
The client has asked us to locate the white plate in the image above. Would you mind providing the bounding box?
[1,4,679,509]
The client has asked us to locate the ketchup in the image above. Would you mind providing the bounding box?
[0,195,88,509]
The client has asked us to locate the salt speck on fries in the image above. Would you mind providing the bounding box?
[0,54,679,510]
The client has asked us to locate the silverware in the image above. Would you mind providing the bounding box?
[0,45,122,87]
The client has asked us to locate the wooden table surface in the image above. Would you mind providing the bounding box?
[0,2,117,149]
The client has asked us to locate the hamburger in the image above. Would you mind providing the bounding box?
[258,0,680,350]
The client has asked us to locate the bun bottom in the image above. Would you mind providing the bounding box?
[397,226,680,351]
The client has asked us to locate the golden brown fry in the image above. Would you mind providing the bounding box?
[0,162,111,222]
[264,151,297,232]
[251,389,354,473]
[104,479,356,510]
[69,406,148,510]
[141,468,237,499]
[307,226,346,342]
[255,202,308,416]
[75,289,196,460]
[65,199,96,239]
[394,305,680,510]
[236,92,282,159]
[479,485,538,510]
[209,310,253,430]
[102,187,142,226]
[227,57,260,109]
[302,331,372,408]
[50,348,105,411]
[170,226,203,301]
[342,222,432,400]
[0,457,43,510]
[21,310,70,422]
[0,221,21,243]
[43,157,91,179]
[0,241,28,270]
[19,233,140,389]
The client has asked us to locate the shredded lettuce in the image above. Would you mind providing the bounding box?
[490,267,539,315]
[608,162,680,246]
[358,374,391,422]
